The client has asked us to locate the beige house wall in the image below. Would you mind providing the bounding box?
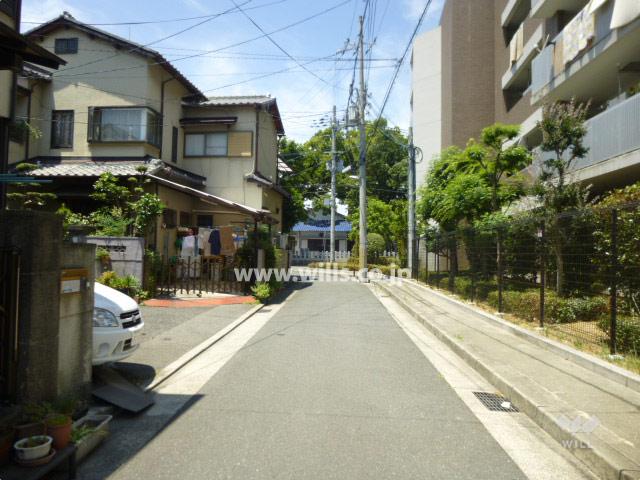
[0,71,12,119]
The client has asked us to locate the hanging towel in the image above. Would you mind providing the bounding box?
[611,0,640,28]
[516,23,525,61]
[209,230,222,255]
[219,226,236,256]
[181,235,197,258]
[509,33,518,64]
[198,228,212,256]
[578,10,595,51]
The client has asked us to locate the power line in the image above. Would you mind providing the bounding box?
[50,1,351,80]
[228,0,328,85]
[22,0,287,26]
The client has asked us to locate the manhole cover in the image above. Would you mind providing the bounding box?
[473,392,519,412]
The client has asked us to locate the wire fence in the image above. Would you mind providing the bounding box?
[419,202,640,357]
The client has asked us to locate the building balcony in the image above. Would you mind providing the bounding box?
[531,0,640,105]
[502,0,531,29]
[523,92,640,191]
[502,25,544,92]
[530,0,588,19]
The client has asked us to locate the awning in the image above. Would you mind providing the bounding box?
[180,117,238,126]
[0,22,65,69]
[147,174,278,224]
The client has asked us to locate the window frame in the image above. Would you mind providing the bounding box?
[183,131,253,158]
[54,38,79,54]
[87,106,161,148]
[51,110,74,149]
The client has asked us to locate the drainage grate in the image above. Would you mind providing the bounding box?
[473,392,519,412]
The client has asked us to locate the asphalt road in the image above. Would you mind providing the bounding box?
[96,280,529,480]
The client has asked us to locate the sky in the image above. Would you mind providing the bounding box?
[22,0,444,142]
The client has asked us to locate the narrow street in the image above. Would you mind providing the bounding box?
[78,279,592,480]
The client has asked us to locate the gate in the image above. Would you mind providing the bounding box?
[154,256,248,297]
[0,248,20,402]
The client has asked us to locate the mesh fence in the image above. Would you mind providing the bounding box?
[419,203,640,357]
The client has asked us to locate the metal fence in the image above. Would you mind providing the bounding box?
[0,248,20,402]
[149,256,248,297]
[421,203,640,356]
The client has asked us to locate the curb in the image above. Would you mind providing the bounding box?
[375,280,640,480]
[145,303,264,392]
[404,279,640,394]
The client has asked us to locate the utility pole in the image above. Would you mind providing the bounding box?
[330,105,337,263]
[408,127,417,279]
[358,15,368,281]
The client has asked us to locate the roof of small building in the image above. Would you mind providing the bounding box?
[25,12,206,102]
[292,220,352,233]
[24,156,206,187]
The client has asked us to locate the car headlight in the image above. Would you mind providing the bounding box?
[93,308,120,327]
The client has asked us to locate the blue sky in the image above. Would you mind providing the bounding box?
[22,0,444,141]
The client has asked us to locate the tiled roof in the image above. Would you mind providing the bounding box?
[28,158,164,177]
[200,95,274,106]
[292,221,352,233]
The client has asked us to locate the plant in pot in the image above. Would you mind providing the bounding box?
[14,403,49,440]
[45,413,72,450]
[14,435,53,462]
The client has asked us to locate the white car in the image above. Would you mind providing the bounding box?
[92,282,144,366]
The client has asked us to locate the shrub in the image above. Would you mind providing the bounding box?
[598,316,640,354]
[453,277,473,299]
[487,290,540,321]
[251,282,271,303]
[367,233,386,260]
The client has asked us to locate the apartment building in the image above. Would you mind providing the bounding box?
[6,13,286,253]
[412,0,640,194]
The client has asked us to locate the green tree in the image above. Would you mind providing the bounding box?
[6,163,57,211]
[535,99,590,295]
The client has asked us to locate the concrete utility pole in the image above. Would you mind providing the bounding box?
[408,127,417,279]
[330,105,338,263]
[358,15,368,281]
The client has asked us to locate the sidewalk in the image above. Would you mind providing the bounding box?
[375,279,640,480]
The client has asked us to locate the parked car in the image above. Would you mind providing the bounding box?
[93,282,144,366]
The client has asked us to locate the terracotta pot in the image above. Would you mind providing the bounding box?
[46,417,72,450]
[0,432,12,466]
[14,422,45,441]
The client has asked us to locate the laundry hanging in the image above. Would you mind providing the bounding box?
[588,0,609,15]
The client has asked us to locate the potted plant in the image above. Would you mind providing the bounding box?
[72,414,112,462]
[14,435,52,461]
[96,247,112,269]
[0,427,13,466]
[14,403,48,440]
[45,413,72,450]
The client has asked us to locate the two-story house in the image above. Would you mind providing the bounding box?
[0,0,64,208]
[8,13,285,256]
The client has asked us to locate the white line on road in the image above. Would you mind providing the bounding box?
[372,285,598,480]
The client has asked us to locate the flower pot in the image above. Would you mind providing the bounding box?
[14,435,52,461]
[46,416,72,450]
[14,422,45,441]
[0,431,13,466]
[73,414,112,462]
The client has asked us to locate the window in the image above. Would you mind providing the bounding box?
[163,209,177,228]
[197,215,213,228]
[51,110,74,148]
[184,131,252,157]
[171,127,178,163]
[54,38,78,54]
[180,211,191,227]
[88,107,160,147]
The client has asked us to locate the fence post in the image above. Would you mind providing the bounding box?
[497,229,504,313]
[470,229,476,302]
[539,224,545,328]
[424,236,429,284]
[435,236,440,287]
[610,209,618,355]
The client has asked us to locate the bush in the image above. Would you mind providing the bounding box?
[251,282,271,303]
[367,233,385,260]
[97,271,141,298]
[487,290,540,321]
[547,295,608,324]
[453,277,473,299]
[598,316,640,354]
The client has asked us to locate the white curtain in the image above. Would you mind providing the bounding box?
[610,0,640,28]
[101,108,144,141]
[205,133,228,156]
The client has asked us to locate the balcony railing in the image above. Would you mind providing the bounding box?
[525,93,640,179]
[531,0,615,97]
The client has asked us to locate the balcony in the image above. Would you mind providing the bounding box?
[502,25,543,92]
[531,0,640,105]
[531,0,588,19]
[523,92,640,190]
[502,0,531,29]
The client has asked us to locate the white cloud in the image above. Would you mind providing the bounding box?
[21,0,99,28]
[403,0,445,23]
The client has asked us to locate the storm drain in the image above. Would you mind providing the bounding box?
[473,392,519,412]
